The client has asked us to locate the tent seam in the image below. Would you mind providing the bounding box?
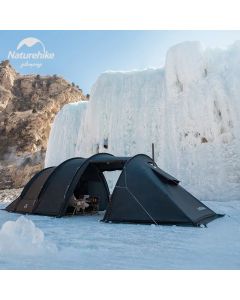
[124,167,158,225]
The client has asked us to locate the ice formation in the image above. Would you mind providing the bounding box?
[0,216,57,256]
[45,101,88,166]
[45,41,240,201]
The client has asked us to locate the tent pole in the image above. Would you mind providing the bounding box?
[152,143,155,164]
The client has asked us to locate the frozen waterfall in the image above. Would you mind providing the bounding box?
[45,41,240,201]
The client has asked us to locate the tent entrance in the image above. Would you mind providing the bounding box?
[65,163,110,216]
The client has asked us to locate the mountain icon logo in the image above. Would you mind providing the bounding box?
[8,36,55,69]
[16,37,46,53]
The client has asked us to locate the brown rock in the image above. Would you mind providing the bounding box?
[0,60,86,189]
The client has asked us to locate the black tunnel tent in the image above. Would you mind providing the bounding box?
[6,153,128,217]
[6,153,223,226]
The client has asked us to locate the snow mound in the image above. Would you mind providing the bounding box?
[0,216,57,256]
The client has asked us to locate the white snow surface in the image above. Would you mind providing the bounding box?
[0,201,239,269]
[45,41,240,201]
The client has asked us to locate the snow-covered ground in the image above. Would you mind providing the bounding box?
[0,198,239,269]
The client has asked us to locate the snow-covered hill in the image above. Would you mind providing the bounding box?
[45,41,240,202]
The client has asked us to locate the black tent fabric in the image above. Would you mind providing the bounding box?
[6,167,55,214]
[6,153,128,217]
[5,153,223,226]
[102,154,223,226]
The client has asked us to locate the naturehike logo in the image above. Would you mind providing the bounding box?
[8,37,55,68]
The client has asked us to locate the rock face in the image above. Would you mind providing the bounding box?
[0,60,85,189]
[0,188,22,203]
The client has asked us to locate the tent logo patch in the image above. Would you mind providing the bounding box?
[8,37,55,69]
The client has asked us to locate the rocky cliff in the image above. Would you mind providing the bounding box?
[0,60,85,189]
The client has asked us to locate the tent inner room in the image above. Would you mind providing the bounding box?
[66,163,110,215]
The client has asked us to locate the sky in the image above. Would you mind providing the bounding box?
[1,30,240,93]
